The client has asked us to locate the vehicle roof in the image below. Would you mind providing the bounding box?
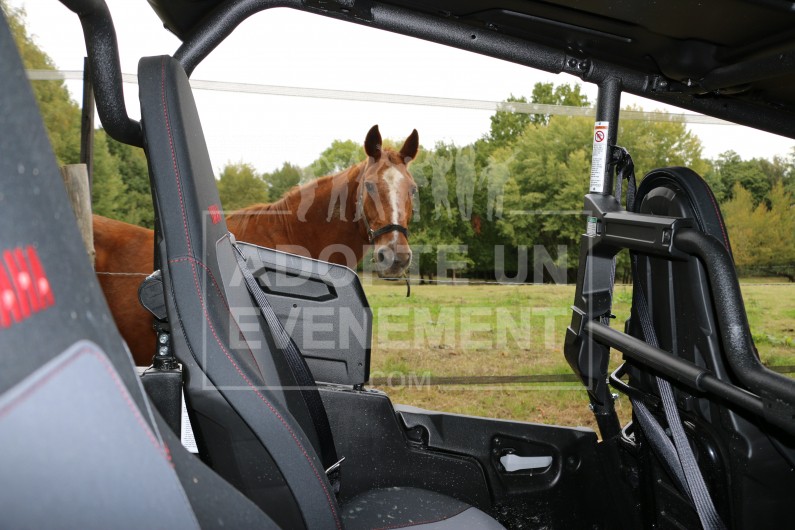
[148,0,795,139]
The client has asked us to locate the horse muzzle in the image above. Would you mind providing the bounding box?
[374,244,412,277]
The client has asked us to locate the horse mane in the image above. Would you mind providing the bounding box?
[225,160,364,225]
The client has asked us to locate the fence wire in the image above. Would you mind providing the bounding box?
[27,69,732,125]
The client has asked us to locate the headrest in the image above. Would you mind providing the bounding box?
[637,167,733,255]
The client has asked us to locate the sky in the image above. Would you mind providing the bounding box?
[10,0,795,174]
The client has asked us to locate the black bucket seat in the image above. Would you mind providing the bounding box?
[138,53,504,530]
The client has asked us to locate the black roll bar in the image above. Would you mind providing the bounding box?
[59,0,142,147]
[572,222,795,436]
[173,0,573,78]
[674,229,795,424]
[585,321,765,417]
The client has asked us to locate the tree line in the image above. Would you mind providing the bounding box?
[9,3,795,282]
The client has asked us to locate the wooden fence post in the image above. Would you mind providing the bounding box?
[60,164,95,267]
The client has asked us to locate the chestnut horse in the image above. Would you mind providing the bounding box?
[95,125,419,366]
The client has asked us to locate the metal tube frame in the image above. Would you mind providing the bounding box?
[59,0,142,147]
[562,77,625,443]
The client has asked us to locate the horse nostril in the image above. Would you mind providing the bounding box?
[377,248,389,265]
[396,251,412,268]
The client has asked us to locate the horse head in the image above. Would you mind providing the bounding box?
[357,125,419,278]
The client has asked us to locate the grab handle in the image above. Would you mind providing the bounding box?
[499,454,553,472]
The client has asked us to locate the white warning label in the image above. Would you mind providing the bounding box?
[181,390,199,453]
[586,216,598,237]
[589,121,610,193]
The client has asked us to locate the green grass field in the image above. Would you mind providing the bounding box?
[360,280,795,431]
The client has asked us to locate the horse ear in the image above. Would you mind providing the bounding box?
[364,125,382,160]
[400,129,419,163]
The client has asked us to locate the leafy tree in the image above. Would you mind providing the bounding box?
[724,182,795,281]
[783,148,795,196]
[105,136,153,227]
[5,3,81,166]
[217,162,269,212]
[620,109,709,180]
[488,95,533,149]
[91,131,129,218]
[486,83,590,155]
[709,151,774,205]
[530,82,590,125]
[409,144,473,279]
[765,181,795,281]
[496,115,593,273]
[307,139,362,178]
[263,162,303,200]
[721,184,755,266]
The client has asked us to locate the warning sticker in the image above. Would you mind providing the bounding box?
[589,121,610,193]
[181,390,199,453]
[586,216,598,237]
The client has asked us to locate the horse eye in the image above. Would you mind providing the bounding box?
[410,186,418,195]
[365,181,376,194]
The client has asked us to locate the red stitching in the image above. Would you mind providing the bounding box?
[161,57,193,258]
[158,59,339,528]
[161,435,174,465]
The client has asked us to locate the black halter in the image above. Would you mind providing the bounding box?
[356,165,410,243]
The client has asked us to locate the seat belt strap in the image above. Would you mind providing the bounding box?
[631,399,689,494]
[630,266,726,530]
[232,243,341,491]
[613,150,725,529]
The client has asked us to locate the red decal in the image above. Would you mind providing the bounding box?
[26,246,54,308]
[0,264,20,327]
[4,250,31,318]
[208,204,222,225]
[0,246,54,328]
[16,248,42,313]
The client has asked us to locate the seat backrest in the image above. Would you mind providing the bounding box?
[138,55,342,529]
[627,167,795,528]
[0,14,275,529]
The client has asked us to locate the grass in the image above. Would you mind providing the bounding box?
[739,283,795,365]
[360,280,795,432]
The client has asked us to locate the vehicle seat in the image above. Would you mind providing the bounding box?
[625,167,795,528]
[0,13,277,529]
[138,54,504,529]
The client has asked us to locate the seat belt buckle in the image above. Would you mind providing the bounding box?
[326,456,345,494]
